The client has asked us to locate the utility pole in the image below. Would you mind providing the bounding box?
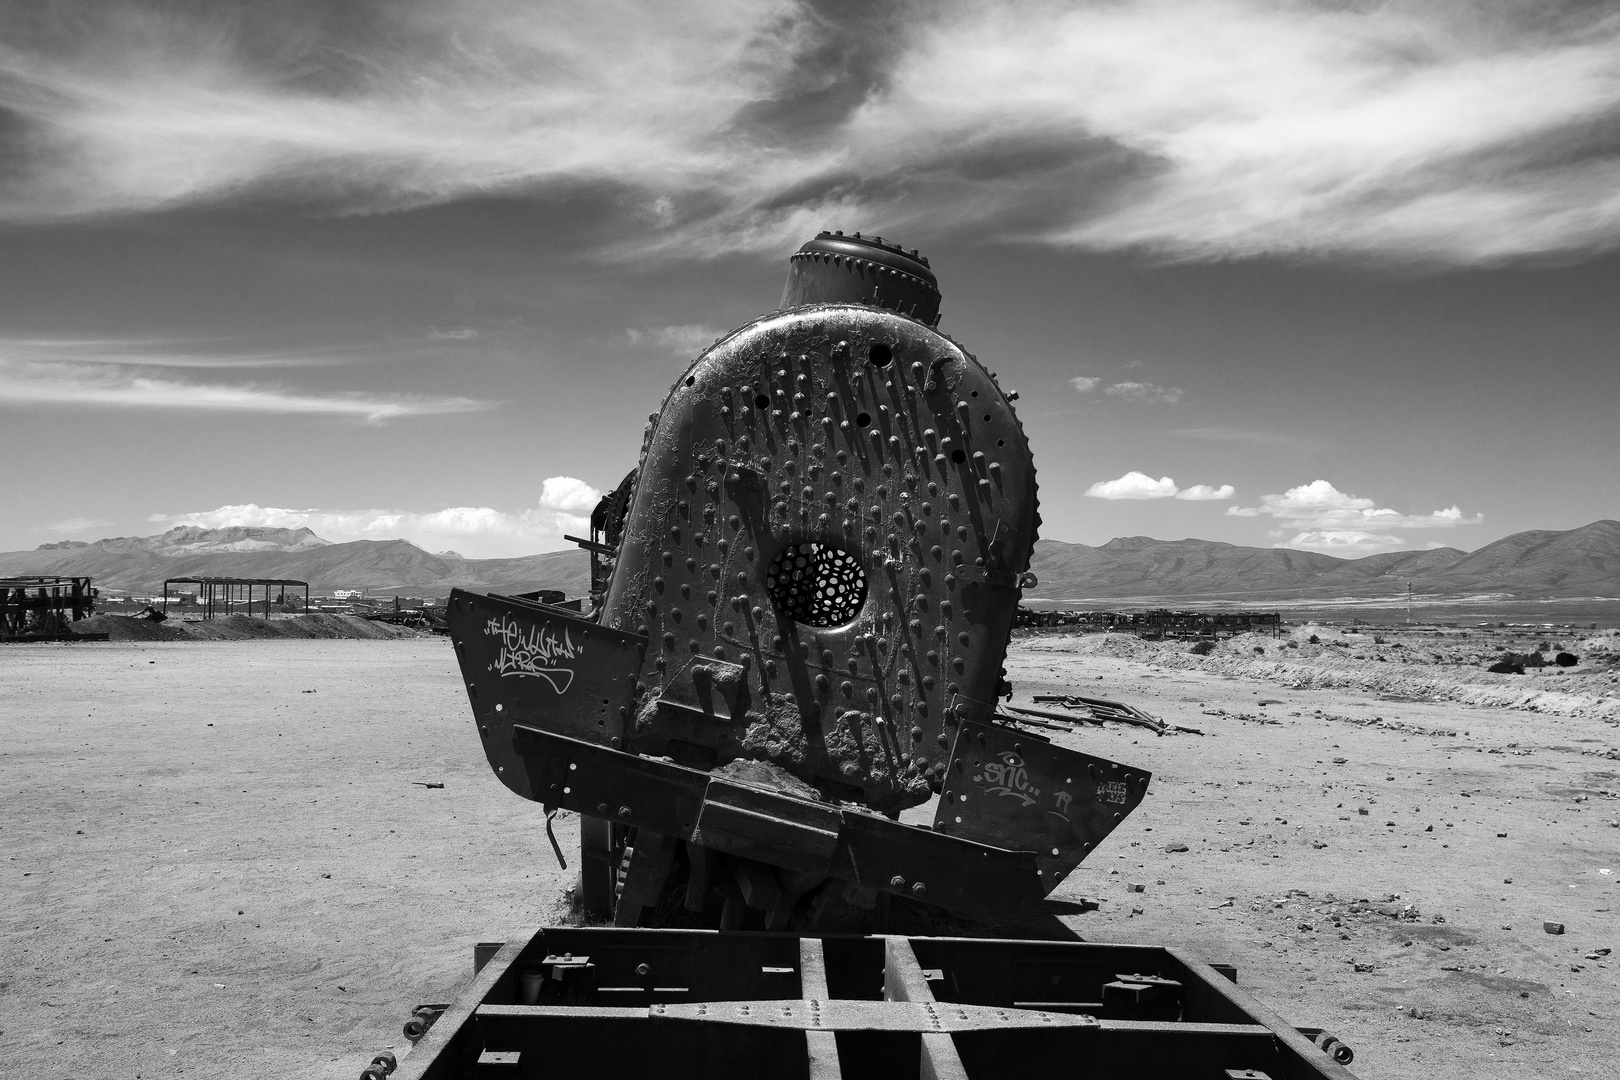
[1406,581,1413,625]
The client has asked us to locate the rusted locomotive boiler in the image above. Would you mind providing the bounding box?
[446,231,1149,928]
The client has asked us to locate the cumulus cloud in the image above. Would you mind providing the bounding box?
[0,338,488,421]
[1227,479,1482,552]
[1,1,1618,264]
[1177,483,1235,501]
[1084,471,1233,501]
[1280,530,1408,553]
[151,477,604,559]
[1069,375,1101,393]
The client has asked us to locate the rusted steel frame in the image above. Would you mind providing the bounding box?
[389,934,533,1080]
[1167,946,1360,1080]
[798,938,840,1079]
[882,936,970,1080]
[510,723,1045,916]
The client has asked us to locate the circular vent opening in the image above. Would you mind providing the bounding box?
[765,543,867,627]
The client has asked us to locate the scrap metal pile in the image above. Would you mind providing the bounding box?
[363,233,1359,1079]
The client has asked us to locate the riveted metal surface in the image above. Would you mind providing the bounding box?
[933,718,1152,890]
[600,305,1038,813]
[448,590,646,800]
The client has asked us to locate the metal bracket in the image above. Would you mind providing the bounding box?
[955,564,1018,589]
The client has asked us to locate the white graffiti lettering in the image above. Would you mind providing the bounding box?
[485,614,582,694]
[1099,780,1128,805]
[1048,789,1074,821]
[972,751,1041,807]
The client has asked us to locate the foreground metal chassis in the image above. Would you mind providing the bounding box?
[393,927,1356,1080]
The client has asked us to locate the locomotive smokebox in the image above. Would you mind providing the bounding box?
[780,231,942,325]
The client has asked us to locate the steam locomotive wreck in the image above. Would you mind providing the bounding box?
[361,233,1359,1080]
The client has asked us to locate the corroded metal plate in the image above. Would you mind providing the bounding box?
[933,718,1151,891]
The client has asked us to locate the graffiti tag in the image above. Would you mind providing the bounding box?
[1048,789,1074,821]
[485,615,582,694]
[1099,780,1128,805]
[973,751,1041,807]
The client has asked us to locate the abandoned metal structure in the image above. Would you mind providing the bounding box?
[0,576,96,639]
[162,576,309,619]
[364,232,1359,1079]
[1017,608,1282,638]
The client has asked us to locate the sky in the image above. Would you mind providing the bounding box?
[2,0,1617,559]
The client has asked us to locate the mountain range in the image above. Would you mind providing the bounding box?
[2,521,1616,601]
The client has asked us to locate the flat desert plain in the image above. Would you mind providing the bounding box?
[4,632,1617,1079]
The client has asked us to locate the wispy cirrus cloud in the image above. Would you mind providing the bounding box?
[1227,479,1482,553]
[1103,381,1183,404]
[1072,377,1184,403]
[1172,426,1321,453]
[0,337,489,422]
[150,476,603,559]
[625,324,726,355]
[38,516,112,534]
[0,337,352,369]
[1,2,1618,264]
[1084,471,1233,501]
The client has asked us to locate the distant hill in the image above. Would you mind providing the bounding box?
[0,529,587,597]
[1026,520,1619,601]
[1,520,1614,601]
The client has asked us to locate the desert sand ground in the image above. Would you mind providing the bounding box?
[3,631,1616,1079]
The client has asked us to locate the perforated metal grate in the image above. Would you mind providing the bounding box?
[766,543,867,627]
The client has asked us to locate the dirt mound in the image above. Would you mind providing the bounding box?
[66,613,421,642]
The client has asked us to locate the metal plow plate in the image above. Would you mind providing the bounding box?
[933,718,1151,889]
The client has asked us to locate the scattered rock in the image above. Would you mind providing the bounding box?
[1163,842,1190,853]
[1545,922,1566,935]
